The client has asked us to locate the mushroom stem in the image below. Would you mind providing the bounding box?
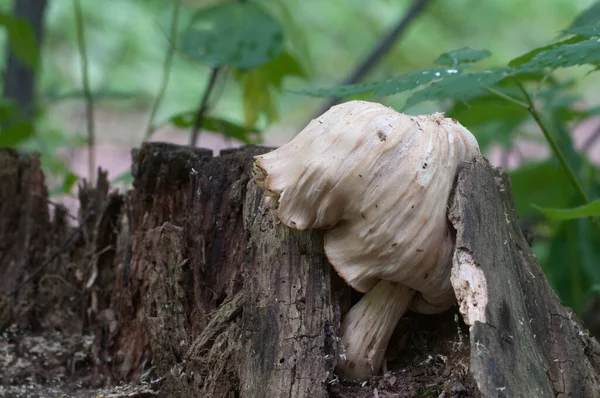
[337,280,416,380]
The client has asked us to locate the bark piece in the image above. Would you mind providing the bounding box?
[449,157,600,397]
[239,181,344,397]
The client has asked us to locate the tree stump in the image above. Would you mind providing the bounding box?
[1,143,600,397]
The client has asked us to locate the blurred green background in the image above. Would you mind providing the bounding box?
[2,0,600,328]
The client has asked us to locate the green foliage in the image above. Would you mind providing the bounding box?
[49,171,79,196]
[433,47,492,65]
[236,50,307,128]
[0,100,34,147]
[517,37,600,71]
[534,200,600,220]
[405,69,515,108]
[180,2,284,70]
[161,112,260,144]
[375,67,468,98]
[0,12,38,70]
[447,93,528,151]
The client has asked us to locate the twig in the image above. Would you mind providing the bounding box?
[144,0,181,141]
[316,0,432,116]
[189,66,221,147]
[73,0,96,185]
[512,78,600,237]
[6,212,95,296]
[483,86,528,109]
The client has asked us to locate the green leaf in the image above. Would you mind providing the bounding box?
[545,219,600,313]
[0,13,38,70]
[0,121,34,147]
[165,112,260,144]
[434,47,491,65]
[180,2,284,70]
[448,93,528,127]
[508,161,573,217]
[447,94,528,151]
[563,22,600,37]
[237,67,278,128]
[405,68,514,108]
[533,200,600,221]
[516,38,600,71]
[374,66,467,97]
[49,171,79,197]
[259,50,307,88]
[567,1,600,31]
[508,36,586,68]
[290,80,382,98]
[291,66,467,99]
[203,116,261,143]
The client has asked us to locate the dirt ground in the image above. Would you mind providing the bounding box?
[0,308,478,397]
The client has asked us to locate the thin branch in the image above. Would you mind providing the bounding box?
[73,0,95,184]
[316,0,432,116]
[513,78,600,237]
[483,86,528,109]
[144,0,181,142]
[189,66,221,147]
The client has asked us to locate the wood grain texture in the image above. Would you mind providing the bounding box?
[449,156,600,398]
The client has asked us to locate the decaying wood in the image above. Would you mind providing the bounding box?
[2,144,600,398]
[449,157,600,397]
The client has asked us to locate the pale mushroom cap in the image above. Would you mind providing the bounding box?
[254,100,480,310]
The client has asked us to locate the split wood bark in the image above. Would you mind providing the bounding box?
[450,157,600,397]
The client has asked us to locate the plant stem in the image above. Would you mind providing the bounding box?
[144,0,181,142]
[483,86,528,108]
[512,78,600,236]
[189,66,220,147]
[73,0,95,185]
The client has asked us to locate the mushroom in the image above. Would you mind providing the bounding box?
[252,100,480,380]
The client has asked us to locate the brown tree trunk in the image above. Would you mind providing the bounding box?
[1,143,599,397]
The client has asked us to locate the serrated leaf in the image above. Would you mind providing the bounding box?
[374,66,467,97]
[563,22,600,37]
[0,13,38,70]
[568,1,600,30]
[533,199,600,220]
[517,38,600,71]
[434,47,491,65]
[508,36,586,68]
[180,2,283,70]
[292,66,467,99]
[405,68,514,108]
[290,80,382,98]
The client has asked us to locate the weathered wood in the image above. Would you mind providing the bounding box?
[109,143,347,397]
[449,157,600,397]
[239,181,345,398]
[3,144,600,398]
